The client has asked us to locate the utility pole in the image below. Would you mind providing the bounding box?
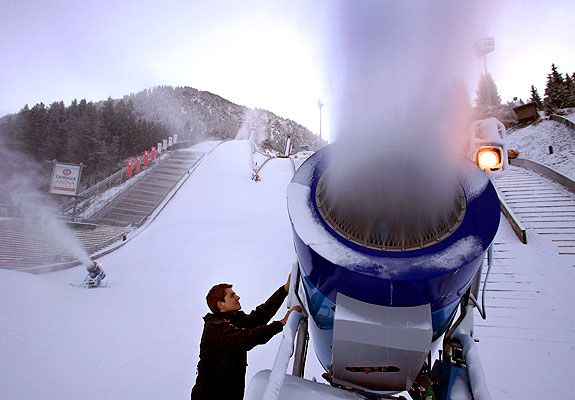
[317,99,324,139]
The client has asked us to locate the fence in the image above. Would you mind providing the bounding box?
[510,157,575,195]
[59,140,196,215]
[59,165,130,214]
[550,114,575,131]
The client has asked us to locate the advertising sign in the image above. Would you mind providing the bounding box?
[168,136,173,148]
[163,139,168,150]
[49,162,83,196]
[173,134,178,144]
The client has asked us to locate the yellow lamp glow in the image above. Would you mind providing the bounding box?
[476,148,502,169]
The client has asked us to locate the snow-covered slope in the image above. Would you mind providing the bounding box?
[507,118,575,179]
[0,140,320,399]
[1,133,574,399]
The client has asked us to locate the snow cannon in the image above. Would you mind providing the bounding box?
[286,143,500,393]
[469,117,508,177]
[84,261,106,288]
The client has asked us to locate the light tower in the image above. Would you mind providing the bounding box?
[474,37,495,75]
[317,99,324,139]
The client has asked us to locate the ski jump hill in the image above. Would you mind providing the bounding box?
[0,138,573,399]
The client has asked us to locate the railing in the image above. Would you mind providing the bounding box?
[452,306,493,400]
[550,114,575,131]
[494,186,527,244]
[262,310,305,400]
[510,158,575,195]
[59,167,128,213]
[59,151,172,214]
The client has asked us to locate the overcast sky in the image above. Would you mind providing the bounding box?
[1,0,573,142]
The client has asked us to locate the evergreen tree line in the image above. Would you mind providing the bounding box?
[475,63,575,126]
[0,98,169,186]
[530,63,575,113]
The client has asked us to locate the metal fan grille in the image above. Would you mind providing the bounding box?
[315,172,467,251]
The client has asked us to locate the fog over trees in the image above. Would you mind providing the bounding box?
[474,63,575,126]
[0,86,325,188]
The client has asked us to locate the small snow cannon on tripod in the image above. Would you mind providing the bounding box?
[83,261,107,288]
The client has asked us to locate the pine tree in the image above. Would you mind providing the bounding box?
[475,74,501,108]
[23,102,48,159]
[564,73,575,107]
[544,63,567,112]
[45,101,67,160]
[530,85,542,108]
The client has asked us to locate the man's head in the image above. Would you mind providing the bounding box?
[206,283,241,313]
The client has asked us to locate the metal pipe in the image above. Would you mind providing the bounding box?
[262,310,304,400]
[292,318,309,377]
[453,314,493,400]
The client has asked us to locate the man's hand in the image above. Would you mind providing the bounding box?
[280,306,302,326]
[284,274,291,292]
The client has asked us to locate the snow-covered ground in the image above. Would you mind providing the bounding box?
[0,140,325,399]
[1,128,574,399]
[474,216,574,399]
[507,117,575,180]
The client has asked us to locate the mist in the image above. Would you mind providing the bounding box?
[321,1,487,244]
[235,108,268,144]
[0,136,92,267]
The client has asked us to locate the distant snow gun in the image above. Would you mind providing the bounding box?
[246,141,500,400]
[83,261,106,288]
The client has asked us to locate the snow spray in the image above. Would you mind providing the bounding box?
[0,135,92,267]
[320,1,489,240]
[235,109,268,143]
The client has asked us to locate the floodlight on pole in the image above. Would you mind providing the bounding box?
[474,37,495,75]
[317,99,324,139]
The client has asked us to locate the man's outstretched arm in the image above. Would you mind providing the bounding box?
[244,275,291,327]
[205,306,301,352]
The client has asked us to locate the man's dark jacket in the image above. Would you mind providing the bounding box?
[191,286,287,399]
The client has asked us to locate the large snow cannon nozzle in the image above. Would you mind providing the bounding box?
[287,144,501,392]
[315,169,467,251]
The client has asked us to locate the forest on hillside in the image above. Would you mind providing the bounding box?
[0,86,324,188]
[0,98,168,186]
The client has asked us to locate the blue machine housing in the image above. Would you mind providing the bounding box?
[287,145,500,371]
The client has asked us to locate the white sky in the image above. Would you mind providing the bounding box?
[1,0,574,142]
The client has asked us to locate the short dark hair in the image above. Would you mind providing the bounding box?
[206,283,232,313]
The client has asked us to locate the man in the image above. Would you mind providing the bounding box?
[191,275,301,399]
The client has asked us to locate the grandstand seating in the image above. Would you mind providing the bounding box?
[0,149,204,273]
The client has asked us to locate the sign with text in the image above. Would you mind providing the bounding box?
[49,162,83,196]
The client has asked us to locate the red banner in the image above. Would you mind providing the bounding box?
[151,146,156,161]
[126,160,133,178]
[144,150,149,166]
[135,156,141,173]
